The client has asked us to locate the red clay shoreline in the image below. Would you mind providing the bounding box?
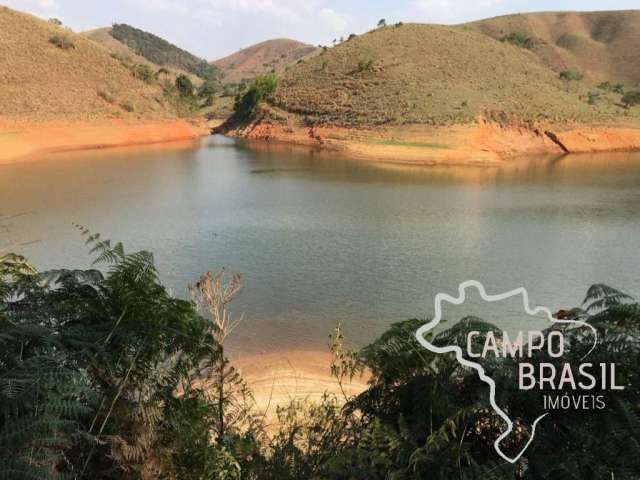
[0,119,210,164]
[217,117,640,166]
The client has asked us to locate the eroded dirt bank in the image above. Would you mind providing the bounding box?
[219,117,640,165]
[0,119,210,163]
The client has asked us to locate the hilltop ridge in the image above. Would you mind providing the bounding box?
[213,39,318,83]
[469,10,640,86]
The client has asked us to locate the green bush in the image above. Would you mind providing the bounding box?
[175,74,195,98]
[131,63,155,84]
[233,73,278,120]
[559,69,584,92]
[622,90,640,108]
[503,31,534,49]
[559,69,584,82]
[49,34,74,50]
[357,58,374,72]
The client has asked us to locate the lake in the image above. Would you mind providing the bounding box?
[2,136,640,356]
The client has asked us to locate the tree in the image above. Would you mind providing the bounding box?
[49,34,74,50]
[559,69,584,92]
[189,270,252,441]
[198,79,219,107]
[622,90,640,108]
[503,31,534,49]
[377,18,386,28]
[175,73,195,98]
[233,73,278,120]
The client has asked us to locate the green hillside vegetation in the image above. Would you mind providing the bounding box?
[110,23,222,81]
[469,10,640,86]
[266,23,634,127]
[83,27,201,86]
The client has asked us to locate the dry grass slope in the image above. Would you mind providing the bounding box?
[83,27,201,86]
[0,7,172,122]
[468,10,640,86]
[270,23,624,127]
[213,39,318,83]
[83,27,153,67]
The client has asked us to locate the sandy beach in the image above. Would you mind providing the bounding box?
[232,351,368,419]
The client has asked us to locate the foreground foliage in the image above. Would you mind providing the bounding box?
[0,238,638,479]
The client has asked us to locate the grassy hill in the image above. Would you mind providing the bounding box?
[468,10,640,87]
[0,7,175,122]
[268,23,626,127]
[109,23,221,81]
[213,39,318,83]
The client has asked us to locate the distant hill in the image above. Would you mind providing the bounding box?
[213,39,318,83]
[108,23,222,81]
[468,10,640,86]
[0,7,174,122]
[268,23,619,127]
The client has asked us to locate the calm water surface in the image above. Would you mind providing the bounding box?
[2,136,639,355]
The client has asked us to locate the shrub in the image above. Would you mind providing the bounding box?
[503,31,534,49]
[49,34,74,50]
[197,79,219,107]
[622,90,640,108]
[597,81,625,94]
[131,63,155,84]
[48,17,62,26]
[559,69,584,92]
[97,90,116,104]
[348,33,357,41]
[175,74,195,98]
[357,58,374,72]
[233,73,278,120]
[587,91,600,105]
[559,69,584,82]
[119,101,134,112]
[198,79,218,98]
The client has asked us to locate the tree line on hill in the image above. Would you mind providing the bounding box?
[110,24,222,82]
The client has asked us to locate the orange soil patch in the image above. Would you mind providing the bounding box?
[0,119,209,163]
[221,117,640,166]
[553,125,640,153]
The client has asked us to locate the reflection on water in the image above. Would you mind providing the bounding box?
[2,136,640,355]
